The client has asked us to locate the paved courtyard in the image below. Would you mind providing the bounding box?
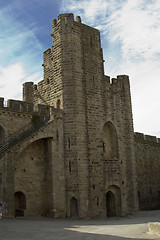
[0,210,160,240]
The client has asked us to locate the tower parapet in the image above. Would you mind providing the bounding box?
[52,13,74,31]
[23,82,34,103]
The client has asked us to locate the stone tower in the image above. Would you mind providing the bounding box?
[2,13,160,219]
[23,13,138,218]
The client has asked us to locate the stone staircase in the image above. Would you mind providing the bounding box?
[0,116,49,155]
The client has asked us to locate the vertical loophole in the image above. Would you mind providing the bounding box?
[97,197,99,206]
[56,129,59,141]
[68,137,71,149]
[69,161,71,172]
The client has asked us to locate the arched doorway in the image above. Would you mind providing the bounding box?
[70,197,78,217]
[14,191,26,217]
[106,191,116,217]
[106,185,121,217]
[0,126,5,145]
[102,121,118,159]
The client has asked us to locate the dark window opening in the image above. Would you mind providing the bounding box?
[103,142,105,152]
[68,137,71,149]
[97,198,99,206]
[57,99,61,109]
[90,36,93,46]
[56,129,59,141]
[69,161,71,172]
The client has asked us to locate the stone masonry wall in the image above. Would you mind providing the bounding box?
[104,76,138,215]
[14,139,47,216]
[0,108,65,218]
[0,98,32,138]
[23,32,63,108]
[135,132,160,210]
[50,14,138,217]
[0,97,54,143]
[0,95,66,218]
[58,14,90,218]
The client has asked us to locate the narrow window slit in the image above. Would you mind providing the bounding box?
[65,16,67,24]
[69,161,71,172]
[68,137,71,149]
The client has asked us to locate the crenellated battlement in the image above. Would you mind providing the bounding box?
[135,132,160,144]
[104,74,130,93]
[52,13,99,34]
[52,13,77,28]
[0,97,63,118]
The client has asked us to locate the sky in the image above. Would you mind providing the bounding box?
[0,0,160,137]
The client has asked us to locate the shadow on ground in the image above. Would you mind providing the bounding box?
[0,210,159,240]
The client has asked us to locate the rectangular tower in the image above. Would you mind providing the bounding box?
[23,13,138,218]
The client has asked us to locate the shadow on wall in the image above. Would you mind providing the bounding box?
[0,126,5,145]
[102,121,119,159]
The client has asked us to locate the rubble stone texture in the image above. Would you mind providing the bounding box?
[0,13,160,218]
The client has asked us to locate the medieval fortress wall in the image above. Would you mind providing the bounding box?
[0,13,160,218]
[135,132,160,210]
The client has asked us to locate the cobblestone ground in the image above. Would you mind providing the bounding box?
[0,210,160,240]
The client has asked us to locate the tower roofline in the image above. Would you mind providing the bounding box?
[52,13,100,33]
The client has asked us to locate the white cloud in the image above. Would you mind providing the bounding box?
[61,0,160,60]
[61,0,121,26]
[114,60,160,136]
[107,0,160,60]
[61,0,160,136]
[0,63,42,101]
[0,1,44,101]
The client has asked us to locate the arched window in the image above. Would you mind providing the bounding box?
[70,197,78,217]
[102,121,118,159]
[0,126,5,145]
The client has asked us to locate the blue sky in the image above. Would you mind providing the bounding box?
[0,0,160,137]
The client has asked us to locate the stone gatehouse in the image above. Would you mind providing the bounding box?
[0,13,160,218]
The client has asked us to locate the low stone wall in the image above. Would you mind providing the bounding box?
[148,222,160,236]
